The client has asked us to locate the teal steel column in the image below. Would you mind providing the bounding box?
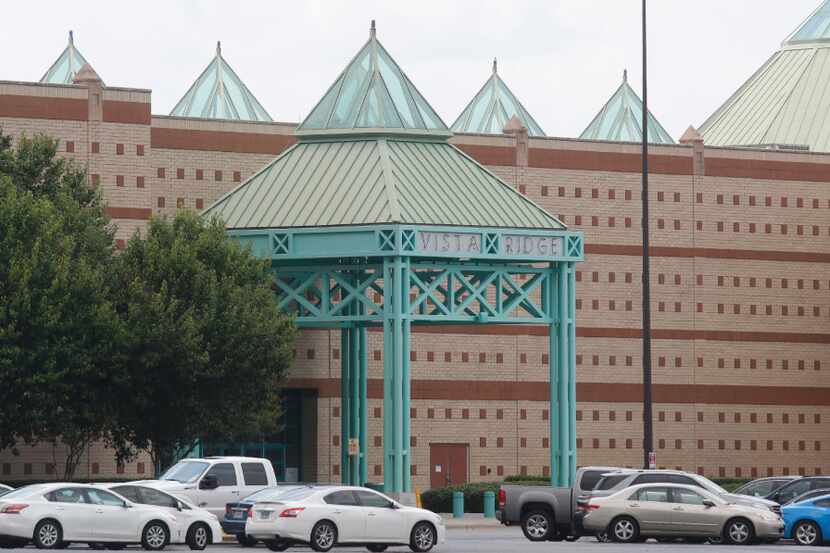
[359,320,368,485]
[350,313,360,486]
[548,263,561,486]
[401,257,412,493]
[557,262,571,487]
[567,262,578,484]
[382,257,394,491]
[340,324,350,484]
[392,256,404,493]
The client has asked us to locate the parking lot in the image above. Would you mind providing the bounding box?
[0,528,803,553]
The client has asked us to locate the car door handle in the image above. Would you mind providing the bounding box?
[672,507,684,511]
[368,513,377,517]
[332,510,342,515]
[96,508,105,514]
[55,506,65,511]
[629,503,639,508]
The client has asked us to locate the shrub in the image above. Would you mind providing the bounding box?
[503,474,549,483]
[421,482,500,513]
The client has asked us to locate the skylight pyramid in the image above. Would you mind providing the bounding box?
[298,21,447,133]
[170,42,272,122]
[41,31,100,85]
[451,59,545,137]
[784,0,830,44]
[580,70,674,144]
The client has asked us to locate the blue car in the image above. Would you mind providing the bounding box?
[222,486,303,546]
[782,492,830,546]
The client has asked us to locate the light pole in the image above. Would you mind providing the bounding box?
[641,0,654,469]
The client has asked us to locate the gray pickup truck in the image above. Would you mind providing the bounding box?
[497,466,621,541]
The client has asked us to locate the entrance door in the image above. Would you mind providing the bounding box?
[430,443,468,488]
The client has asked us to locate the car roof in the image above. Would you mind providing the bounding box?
[199,456,269,462]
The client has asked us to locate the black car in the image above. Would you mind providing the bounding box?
[765,476,830,505]
[222,486,301,546]
[784,487,830,506]
[733,476,801,498]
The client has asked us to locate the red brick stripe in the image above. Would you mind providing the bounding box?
[151,127,296,155]
[103,100,150,125]
[105,206,152,220]
[284,378,830,406]
[0,95,87,121]
[706,157,830,182]
[529,148,693,175]
[586,243,830,264]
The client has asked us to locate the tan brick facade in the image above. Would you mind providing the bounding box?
[1,79,828,489]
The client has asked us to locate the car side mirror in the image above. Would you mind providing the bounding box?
[123,502,132,509]
[177,501,183,512]
[200,475,219,490]
[702,500,716,508]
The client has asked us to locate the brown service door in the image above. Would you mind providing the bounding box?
[429,443,468,488]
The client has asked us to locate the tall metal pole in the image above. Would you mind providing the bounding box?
[641,0,654,469]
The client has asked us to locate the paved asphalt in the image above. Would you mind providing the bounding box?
[0,527,801,552]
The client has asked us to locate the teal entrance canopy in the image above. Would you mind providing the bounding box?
[205,22,583,494]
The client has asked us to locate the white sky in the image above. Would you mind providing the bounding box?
[0,0,820,139]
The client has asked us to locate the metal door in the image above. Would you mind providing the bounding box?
[429,443,468,488]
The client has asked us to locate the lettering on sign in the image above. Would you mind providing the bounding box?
[501,235,563,257]
[418,232,481,254]
[348,438,359,456]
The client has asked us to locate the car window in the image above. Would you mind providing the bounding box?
[275,488,316,502]
[737,480,779,497]
[205,463,237,486]
[86,489,125,507]
[324,490,359,506]
[595,474,631,491]
[633,487,670,502]
[242,463,268,486]
[161,460,209,483]
[810,479,830,490]
[48,488,87,504]
[672,488,706,505]
[355,490,394,508]
[138,487,178,508]
[815,499,830,508]
[111,486,141,503]
[632,474,670,485]
[669,475,700,487]
[777,480,812,502]
[579,470,607,491]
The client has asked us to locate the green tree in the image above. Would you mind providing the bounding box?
[109,212,296,472]
[0,131,120,479]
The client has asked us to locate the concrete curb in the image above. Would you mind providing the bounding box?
[440,513,503,530]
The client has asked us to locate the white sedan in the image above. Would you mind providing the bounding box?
[105,484,223,550]
[246,485,445,552]
[0,483,177,550]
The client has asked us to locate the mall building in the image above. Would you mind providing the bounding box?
[1,2,829,490]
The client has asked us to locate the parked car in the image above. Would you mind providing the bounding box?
[222,486,303,546]
[246,485,445,552]
[0,483,177,550]
[581,483,784,544]
[763,476,830,505]
[0,484,12,498]
[782,492,830,546]
[784,488,830,506]
[497,465,622,541]
[734,476,801,498]
[104,484,223,550]
[133,456,278,518]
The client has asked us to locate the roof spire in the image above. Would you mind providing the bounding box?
[493,58,498,74]
[370,20,376,39]
[216,41,221,56]
[69,30,74,45]
[623,69,627,83]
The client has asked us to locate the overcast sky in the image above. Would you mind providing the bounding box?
[1,0,820,139]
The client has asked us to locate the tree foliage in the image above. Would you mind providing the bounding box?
[108,212,296,471]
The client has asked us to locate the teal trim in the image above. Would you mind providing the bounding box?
[557,262,570,487]
[340,325,350,484]
[548,263,560,486]
[567,262,577,484]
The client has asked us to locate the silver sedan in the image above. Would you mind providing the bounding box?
[580,483,784,545]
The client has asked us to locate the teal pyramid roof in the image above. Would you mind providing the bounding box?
[297,21,448,135]
[785,0,830,45]
[580,70,674,144]
[451,60,545,137]
[41,31,100,85]
[170,42,272,122]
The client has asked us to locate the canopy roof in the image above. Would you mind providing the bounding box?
[700,1,830,151]
[580,70,673,144]
[297,21,448,137]
[41,31,100,85]
[170,42,272,122]
[451,59,545,137]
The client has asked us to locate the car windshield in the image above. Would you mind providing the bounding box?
[595,474,631,491]
[0,484,47,499]
[696,476,728,495]
[270,487,316,502]
[160,461,210,483]
[243,488,290,502]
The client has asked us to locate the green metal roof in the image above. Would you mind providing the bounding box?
[700,2,830,152]
[204,138,563,230]
[41,31,100,85]
[580,70,674,144]
[297,21,448,136]
[170,42,272,122]
[451,59,545,137]
[785,0,830,44]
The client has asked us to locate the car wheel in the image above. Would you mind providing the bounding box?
[310,520,337,552]
[237,534,258,547]
[724,518,754,545]
[610,516,639,543]
[186,523,210,551]
[521,509,553,541]
[409,521,436,553]
[794,520,822,546]
[266,540,291,552]
[367,545,388,552]
[141,521,169,551]
[33,520,63,550]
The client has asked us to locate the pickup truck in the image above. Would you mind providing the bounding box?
[132,456,278,519]
[497,466,621,541]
